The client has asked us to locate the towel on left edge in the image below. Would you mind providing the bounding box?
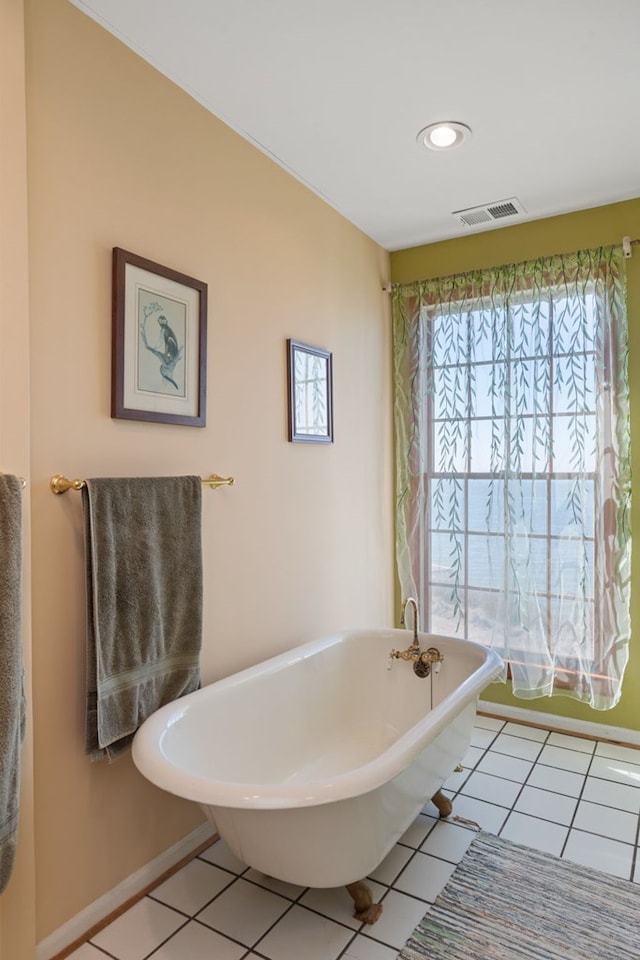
[82,476,202,761]
[0,474,25,894]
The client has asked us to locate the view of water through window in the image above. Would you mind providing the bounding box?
[424,294,597,660]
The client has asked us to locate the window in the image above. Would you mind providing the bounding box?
[393,247,631,709]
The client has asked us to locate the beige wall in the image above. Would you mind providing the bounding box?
[0,1,36,957]
[24,0,393,943]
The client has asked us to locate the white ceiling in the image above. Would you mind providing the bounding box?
[68,0,640,251]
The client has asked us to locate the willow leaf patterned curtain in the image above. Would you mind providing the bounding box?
[393,246,631,710]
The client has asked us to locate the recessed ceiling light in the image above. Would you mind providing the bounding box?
[417,121,472,151]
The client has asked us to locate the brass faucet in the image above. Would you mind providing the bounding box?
[401,596,420,650]
[390,597,444,676]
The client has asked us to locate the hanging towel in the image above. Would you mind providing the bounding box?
[0,474,25,894]
[82,476,202,761]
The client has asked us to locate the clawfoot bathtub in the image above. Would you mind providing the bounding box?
[132,628,502,921]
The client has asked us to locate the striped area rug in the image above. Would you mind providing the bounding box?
[398,832,640,959]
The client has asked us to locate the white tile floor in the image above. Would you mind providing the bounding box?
[67,715,640,960]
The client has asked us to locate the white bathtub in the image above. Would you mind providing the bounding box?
[132,629,502,889]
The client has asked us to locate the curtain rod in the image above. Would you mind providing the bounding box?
[50,473,234,494]
[383,236,639,292]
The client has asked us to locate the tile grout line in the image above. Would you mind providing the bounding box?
[630,812,640,889]
[193,874,310,956]
[558,741,597,864]
[139,916,192,960]
[83,944,119,960]
[497,727,551,840]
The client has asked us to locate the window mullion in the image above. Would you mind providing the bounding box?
[547,292,554,653]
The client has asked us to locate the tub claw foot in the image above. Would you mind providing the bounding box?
[345,880,383,924]
[431,789,453,819]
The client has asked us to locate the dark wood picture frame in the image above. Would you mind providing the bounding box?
[112,247,207,426]
[287,338,334,443]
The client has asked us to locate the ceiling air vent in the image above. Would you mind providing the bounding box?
[453,197,526,227]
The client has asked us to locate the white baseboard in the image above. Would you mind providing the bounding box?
[36,821,215,960]
[478,699,640,747]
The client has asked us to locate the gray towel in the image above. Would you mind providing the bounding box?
[0,475,25,894]
[82,476,202,761]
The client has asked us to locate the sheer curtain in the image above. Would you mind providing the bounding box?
[393,246,631,710]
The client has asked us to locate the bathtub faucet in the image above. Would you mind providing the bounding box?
[390,597,444,677]
[400,597,420,650]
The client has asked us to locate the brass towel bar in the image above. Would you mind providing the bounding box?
[50,473,235,494]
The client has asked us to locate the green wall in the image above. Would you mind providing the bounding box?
[391,198,640,732]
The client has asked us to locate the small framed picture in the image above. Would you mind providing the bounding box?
[112,247,207,426]
[287,339,334,443]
